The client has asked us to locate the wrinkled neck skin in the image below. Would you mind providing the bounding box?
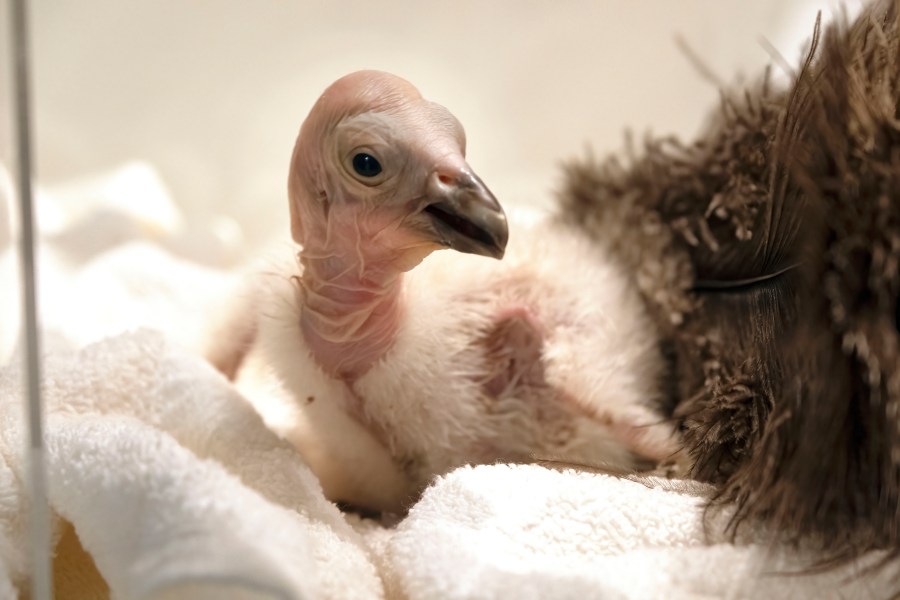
[296,191,436,382]
[289,76,465,382]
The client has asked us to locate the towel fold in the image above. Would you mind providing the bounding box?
[0,330,384,599]
[46,414,316,600]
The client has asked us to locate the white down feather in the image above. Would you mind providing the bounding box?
[227,207,677,512]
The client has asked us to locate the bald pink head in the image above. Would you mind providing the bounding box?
[299,70,435,139]
[289,71,508,380]
[288,70,507,265]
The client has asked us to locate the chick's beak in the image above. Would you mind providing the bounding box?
[423,170,508,259]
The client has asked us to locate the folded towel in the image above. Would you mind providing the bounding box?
[0,330,384,599]
[46,414,317,600]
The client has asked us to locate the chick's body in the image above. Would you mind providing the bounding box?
[235,209,673,512]
[212,71,676,512]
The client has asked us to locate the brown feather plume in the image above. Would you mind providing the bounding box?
[558,0,900,575]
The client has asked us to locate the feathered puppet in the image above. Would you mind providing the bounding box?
[559,0,900,571]
[208,71,677,513]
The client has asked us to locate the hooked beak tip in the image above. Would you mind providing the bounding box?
[424,170,508,260]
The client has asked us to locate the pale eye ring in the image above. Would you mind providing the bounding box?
[352,153,382,178]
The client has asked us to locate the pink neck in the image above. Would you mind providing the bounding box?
[297,247,405,382]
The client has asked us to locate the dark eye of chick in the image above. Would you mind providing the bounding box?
[352,153,382,178]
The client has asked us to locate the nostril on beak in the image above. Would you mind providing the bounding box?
[427,170,459,199]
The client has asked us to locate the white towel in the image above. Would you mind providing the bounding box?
[46,414,317,600]
[0,330,384,599]
[382,464,898,599]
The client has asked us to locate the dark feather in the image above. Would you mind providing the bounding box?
[558,0,900,579]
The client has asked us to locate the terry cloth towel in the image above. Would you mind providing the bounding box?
[381,464,899,599]
[0,330,384,599]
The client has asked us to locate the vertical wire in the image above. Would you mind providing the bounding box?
[10,0,53,598]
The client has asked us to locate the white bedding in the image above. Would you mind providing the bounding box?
[0,163,896,599]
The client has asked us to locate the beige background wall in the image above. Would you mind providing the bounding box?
[4,1,842,250]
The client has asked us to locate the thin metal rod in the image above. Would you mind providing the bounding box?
[10,0,53,598]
